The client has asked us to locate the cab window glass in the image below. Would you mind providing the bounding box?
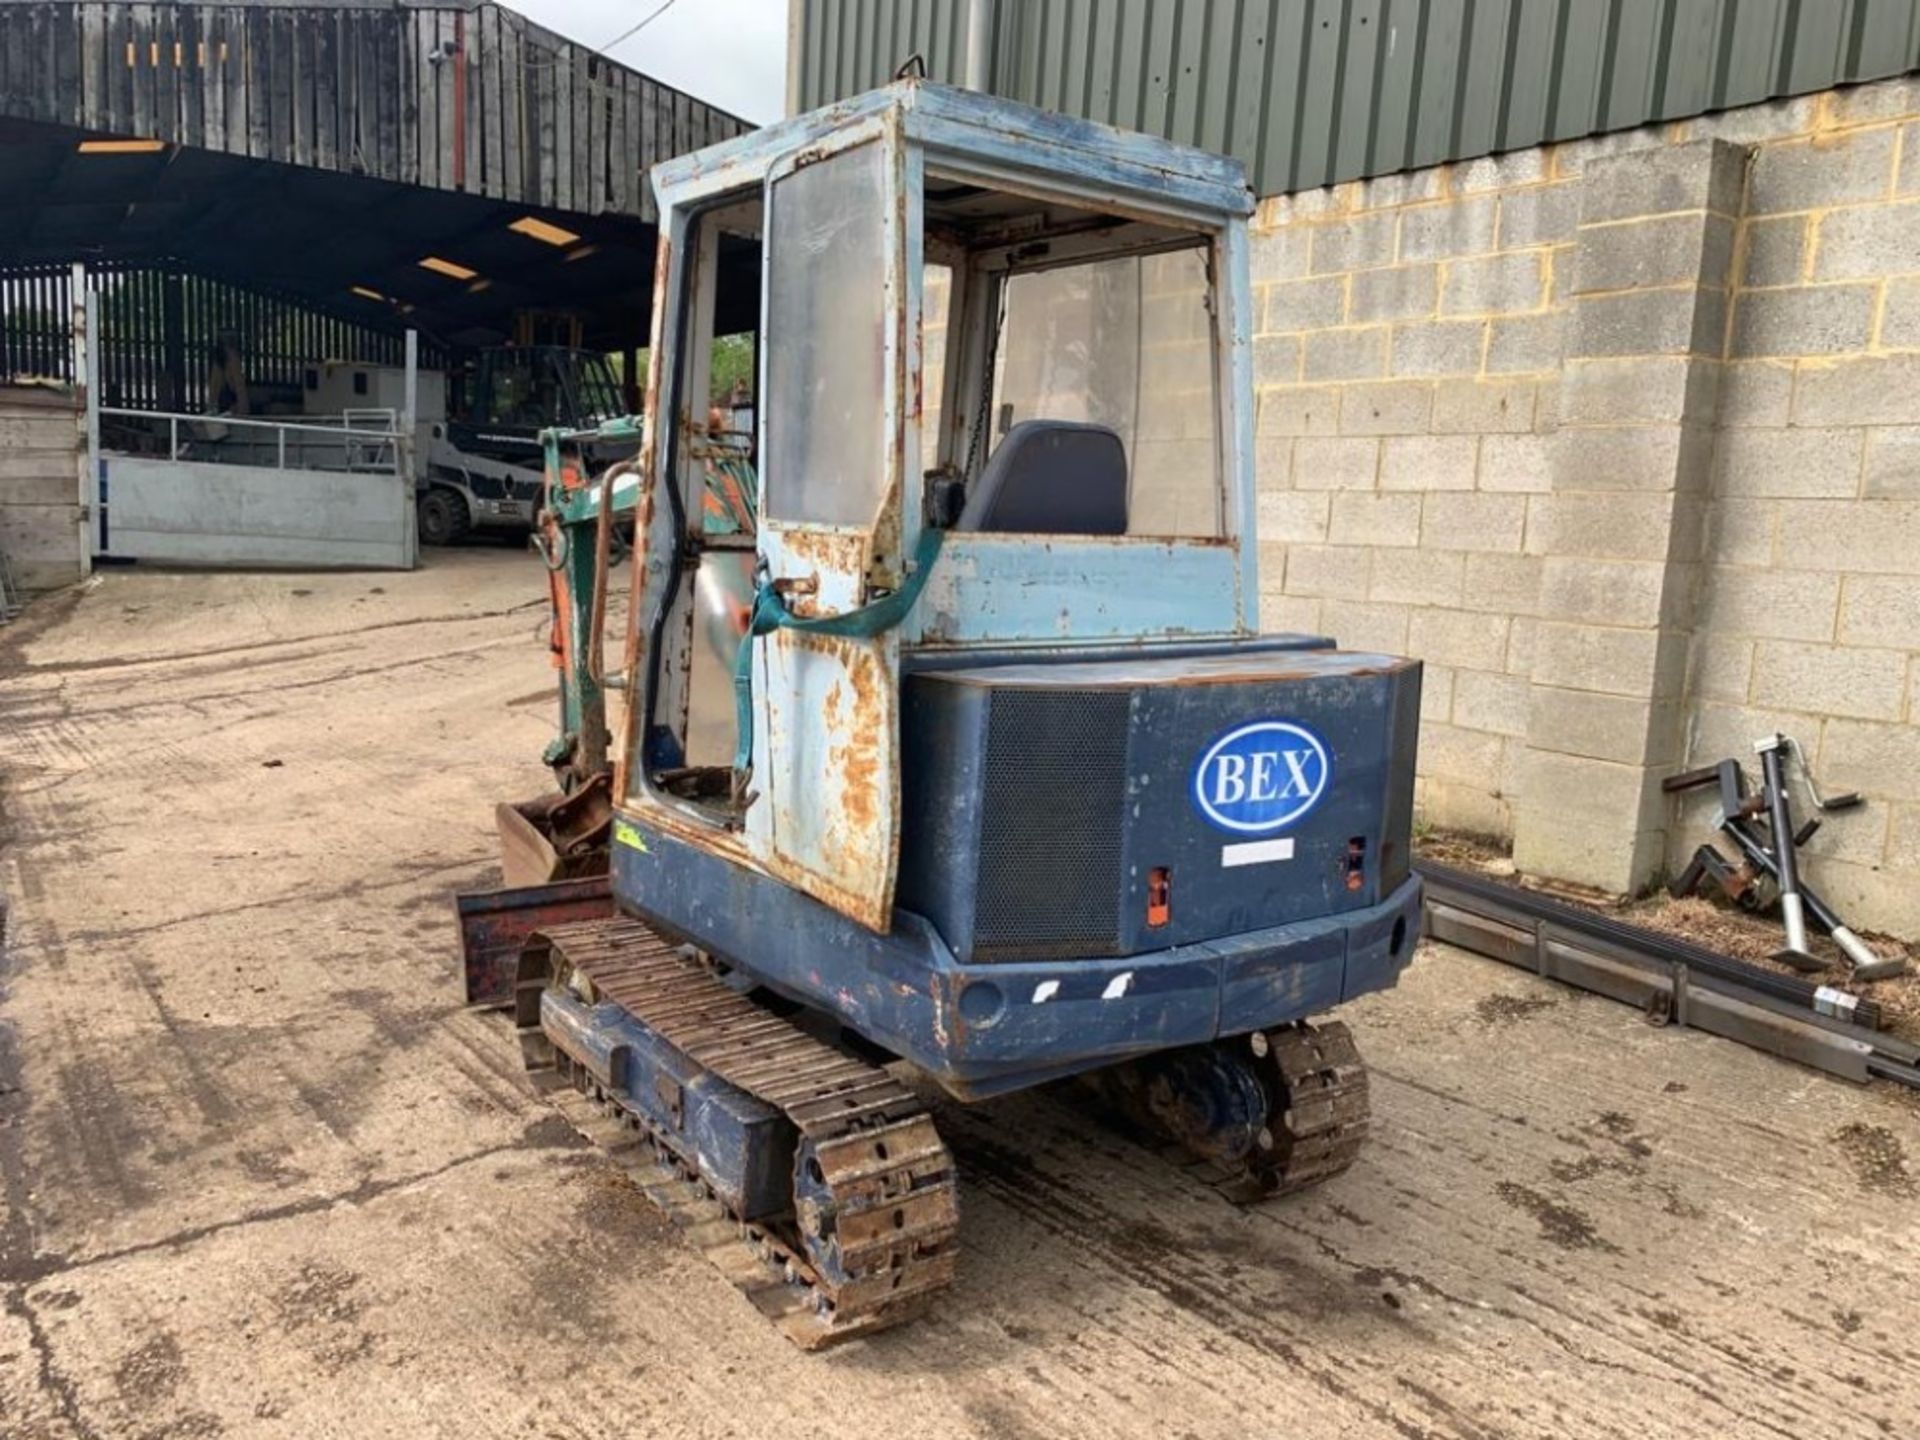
[764,142,889,528]
[923,171,1223,540]
[989,247,1219,537]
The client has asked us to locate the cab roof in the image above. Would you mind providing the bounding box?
[651,80,1256,223]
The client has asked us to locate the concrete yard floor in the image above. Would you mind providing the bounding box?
[1,552,1917,1440]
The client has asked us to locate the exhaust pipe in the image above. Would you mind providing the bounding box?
[964,0,994,90]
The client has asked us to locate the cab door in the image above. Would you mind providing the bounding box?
[748,128,910,932]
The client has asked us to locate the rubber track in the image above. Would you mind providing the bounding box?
[518,917,959,1349]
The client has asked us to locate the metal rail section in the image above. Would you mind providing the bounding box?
[97,405,405,475]
[1417,861,1920,1093]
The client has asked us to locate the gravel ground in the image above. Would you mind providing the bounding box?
[1,553,1917,1440]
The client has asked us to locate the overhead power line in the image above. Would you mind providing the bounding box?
[601,0,683,55]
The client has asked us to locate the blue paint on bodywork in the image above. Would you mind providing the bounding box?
[540,987,794,1218]
[896,644,1422,963]
[611,819,1421,1101]
[907,534,1244,646]
[650,81,1252,221]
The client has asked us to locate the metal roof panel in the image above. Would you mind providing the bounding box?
[797,0,1920,195]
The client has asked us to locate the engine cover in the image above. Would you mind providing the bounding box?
[898,642,1421,963]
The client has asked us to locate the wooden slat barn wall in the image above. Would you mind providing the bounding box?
[0,260,443,410]
[0,2,751,222]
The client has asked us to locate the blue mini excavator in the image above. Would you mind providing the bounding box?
[455,81,1424,1348]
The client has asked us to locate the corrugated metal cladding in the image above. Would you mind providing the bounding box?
[794,0,1920,195]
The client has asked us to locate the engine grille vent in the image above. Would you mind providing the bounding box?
[973,687,1131,960]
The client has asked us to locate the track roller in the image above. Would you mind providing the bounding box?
[1092,1019,1371,1203]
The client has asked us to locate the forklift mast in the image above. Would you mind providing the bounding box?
[513,310,587,350]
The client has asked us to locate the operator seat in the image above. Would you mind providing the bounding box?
[956,420,1128,534]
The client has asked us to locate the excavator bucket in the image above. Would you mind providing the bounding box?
[496,775,613,887]
[455,775,617,1006]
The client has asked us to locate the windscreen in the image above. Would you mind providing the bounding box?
[569,351,626,426]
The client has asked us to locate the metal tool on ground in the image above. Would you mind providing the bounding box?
[452,81,1426,1348]
[1664,748,1907,982]
[1755,734,1817,971]
[1419,861,1920,1092]
[1671,841,1761,912]
[1714,806,1907,982]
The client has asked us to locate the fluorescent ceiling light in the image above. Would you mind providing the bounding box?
[418,256,478,281]
[77,138,166,154]
[349,285,388,302]
[509,216,581,247]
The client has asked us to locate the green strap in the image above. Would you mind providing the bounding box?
[732,527,944,772]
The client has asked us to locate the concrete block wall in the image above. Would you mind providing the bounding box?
[0,385,86,592]
[1511,139,1740,894]
[1252,75,1920,938]
[1680,82,1920,936]
[1248,146,1575,839]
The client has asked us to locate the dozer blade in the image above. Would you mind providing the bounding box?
[517,917,960,1348]
[454,874,613,1007]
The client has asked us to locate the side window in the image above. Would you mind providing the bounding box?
[763,142,889,528]
[920,262,954,475]
[473,350,527,427]
[674,195,763,537]
[570,353,625,428]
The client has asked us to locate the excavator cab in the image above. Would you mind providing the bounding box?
[467,82,1424,1348]
[633,86,1275,920]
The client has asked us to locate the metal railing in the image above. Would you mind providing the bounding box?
[96,405,407,478]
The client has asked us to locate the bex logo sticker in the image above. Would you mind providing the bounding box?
[1191,720,1331,834]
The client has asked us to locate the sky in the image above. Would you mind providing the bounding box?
[514,0,791,124]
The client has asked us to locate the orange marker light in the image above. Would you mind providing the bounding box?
[1147,867,1172,928]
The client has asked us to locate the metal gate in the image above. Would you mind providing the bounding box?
[93,404,416,570]
[77,286,420,572]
